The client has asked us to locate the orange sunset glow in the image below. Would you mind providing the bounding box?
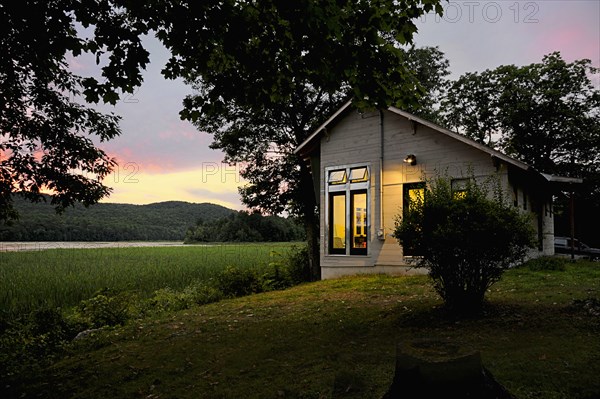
[100,163,246,210]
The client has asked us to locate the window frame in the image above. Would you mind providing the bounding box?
[350,189,368,255]
[403,182,425,214]
[451,178,470,200]
[349,167,369,183]
[328,192,347,255]
[402,182,426,257]
[325,164,370,256]
[328,169,347,185]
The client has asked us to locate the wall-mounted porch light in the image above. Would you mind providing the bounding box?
[403,154,417,166]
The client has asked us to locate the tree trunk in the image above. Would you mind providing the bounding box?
[304,212,320,281]
[383,340,516,399]
[299,162,321,281]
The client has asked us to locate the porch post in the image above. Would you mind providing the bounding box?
[569,191,575,262]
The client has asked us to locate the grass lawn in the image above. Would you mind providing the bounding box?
[14,261,600,399]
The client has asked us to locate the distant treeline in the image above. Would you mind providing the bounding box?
[0,195,234,241]
[184,211,305,243]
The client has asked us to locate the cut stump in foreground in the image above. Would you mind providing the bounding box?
[382,340,516,399]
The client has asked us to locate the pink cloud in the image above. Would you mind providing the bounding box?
[66,54,87,72]
[532,25,599,63]
[106,149,176,175]
[136,161,175,174]
[109,147,135,163]
[158,121,210,143]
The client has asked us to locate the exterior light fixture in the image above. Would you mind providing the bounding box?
[403,154,417,166]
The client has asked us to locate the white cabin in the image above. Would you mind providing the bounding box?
[295,102,581,279]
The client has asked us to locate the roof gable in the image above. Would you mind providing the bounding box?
[294,102,582,186]
[295,101,530,171]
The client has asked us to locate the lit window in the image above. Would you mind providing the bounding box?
[349,167,368,182]
[451,178,469,200]
[404,183,424,212]
[329,193,346,254]
[403,182,425,256]
[326,165,369,256]
[351,191,367,255]
[328,170,347,185]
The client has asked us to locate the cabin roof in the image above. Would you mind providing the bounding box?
[294,101,582,187]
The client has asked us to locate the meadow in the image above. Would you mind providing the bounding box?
[9,260,600,399]
[0,243,296,315]
[2,245,600,398]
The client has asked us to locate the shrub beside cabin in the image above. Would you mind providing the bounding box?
[295,102,581,279]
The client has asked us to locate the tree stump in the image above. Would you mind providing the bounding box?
[382,340,516,399]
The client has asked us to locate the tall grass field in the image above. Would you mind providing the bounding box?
[0,243,296,315]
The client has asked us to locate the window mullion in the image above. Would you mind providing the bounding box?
[346,182,351,255]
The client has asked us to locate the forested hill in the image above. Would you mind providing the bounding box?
[0,197,234,241]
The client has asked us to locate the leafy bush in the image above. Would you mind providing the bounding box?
[0,308,78,384]
[149,282,225,312]
[262,262,293,291]
[216,266,263,298]
[261,245,312,291]
[521,256,567,271]
[74,289,131,328]
[184,281,224,305]
[214,258,308,298]
[149,288,193,312]
[394,174,535,314]
[284,245,312,285]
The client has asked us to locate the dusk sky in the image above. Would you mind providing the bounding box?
[84,1,599,210]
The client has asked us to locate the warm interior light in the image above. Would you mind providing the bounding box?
[403,154,417,165]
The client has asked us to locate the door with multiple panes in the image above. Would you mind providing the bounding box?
[327,166,369,256]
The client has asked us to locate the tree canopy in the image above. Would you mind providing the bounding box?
[158,1,445,279]
[157,1,445,116]
[442,53,600,245]
[1,0,445,236]
[400,45,450,123]
[442,52,600,177]
[0,195,233,241]
[2,1,448,278]
[184,211,305,243]
[0,0,153,221]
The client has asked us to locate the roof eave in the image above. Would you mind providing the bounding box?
[540,173,583,184]
[294,100,353,156]
[293,102,585,189]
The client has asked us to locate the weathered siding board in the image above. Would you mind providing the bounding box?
[381,112,496,185]
[381,185,402,242]
[320,111,380,166]
[322,264,427,279]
